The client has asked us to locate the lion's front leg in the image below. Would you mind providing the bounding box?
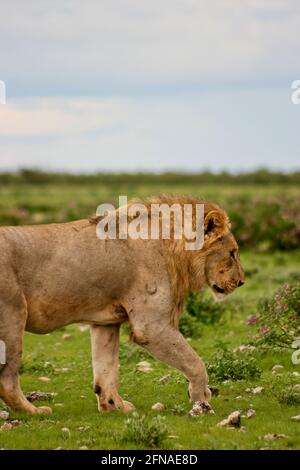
[130,312,212,413]
[90,324,135,413]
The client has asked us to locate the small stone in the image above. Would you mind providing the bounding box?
[217,411,241,428]
[1,422,13,431]
[151,402,165,411]
[245,388,251,393]
[292,372,300,377]
[0,419,20,431]
[136,361,153,373]
[80,395,87,399]
[62,333,73,341]
[77,426,90,432]
[291,414,300,421]
[54,403,64,407]
[293,384,300,391]
[61,427,71,436]
[79,446,89,450]
[235,396,243,400]
[189,401,214,416]
[10,420,20,427]
[26,391,56,402]
[252,386,264,394]
[239,426,247,432]
[272,364,284,374]
[158,374,171,385]
[246,408,256,419]
[38,376,51,383]
[264,433,288,441]
[78,325,90,333]
[0,411,9,421]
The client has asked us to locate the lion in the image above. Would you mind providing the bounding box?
[0,195,244,414]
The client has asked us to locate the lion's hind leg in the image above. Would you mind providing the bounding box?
[90,324,135,413]
[0,298,51,414]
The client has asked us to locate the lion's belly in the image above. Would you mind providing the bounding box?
[25,298,128,334]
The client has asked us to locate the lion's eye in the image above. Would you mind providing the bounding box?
[230,250,235,259]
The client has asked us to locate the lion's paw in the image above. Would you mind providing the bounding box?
[188,401,214,417]
[36,406,52,414]
[121,400,136,413]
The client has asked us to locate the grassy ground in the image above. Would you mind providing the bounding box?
[0,183,300,449]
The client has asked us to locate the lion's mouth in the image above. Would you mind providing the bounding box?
[212,284,225,294]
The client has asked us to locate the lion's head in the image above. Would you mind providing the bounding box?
[203,209,245,300]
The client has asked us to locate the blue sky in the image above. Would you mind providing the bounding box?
[0,0,299,172]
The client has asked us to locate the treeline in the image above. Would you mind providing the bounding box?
[0,169,300,186]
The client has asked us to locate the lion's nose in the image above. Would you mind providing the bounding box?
[238,280,244,287]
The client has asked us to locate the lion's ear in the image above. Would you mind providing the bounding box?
[204,210,230,242]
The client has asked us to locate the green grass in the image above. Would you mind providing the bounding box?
[0,182,300,449]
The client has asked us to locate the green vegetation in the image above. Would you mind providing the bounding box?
[0,174,300,450]
[207,348,261,382]
[248,280,300,349]
[119,413,168,448]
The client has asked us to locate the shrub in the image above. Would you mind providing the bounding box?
[184,291,225,325]
[179,313,202,338]
[248,280,300,349]
[120,413,168,447]
[275,386,300,406]
[207,348,261,382]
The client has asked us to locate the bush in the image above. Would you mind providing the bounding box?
[179,313,202,338]
[207,348,261,382]
[120,413,168,447]
[275,386,300,406]
[184,291,225,325]
[248,280,300,349]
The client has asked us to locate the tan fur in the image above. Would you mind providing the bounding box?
[0,195,244,414]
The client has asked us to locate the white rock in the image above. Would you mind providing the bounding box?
[61,427,71,436]
[217,411,241,428]
[293,384,300,391]
[62,333,73,341]
[151,402,165,411]
[136,361,153,373]
[0,422,13,431]
[246,408,256,419]
[264,433,288,441]
[0,411,9,421]
[79,446,89,450]
[272,364,284,374]
[78,325,90,332]
[292,372,300,377]
[38,376,51,383]
[252,386,264,394]
[291,414,300,421]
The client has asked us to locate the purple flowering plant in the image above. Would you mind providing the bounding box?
[248,280,300,349]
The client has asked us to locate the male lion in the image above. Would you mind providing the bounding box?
[0,196,244,414]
